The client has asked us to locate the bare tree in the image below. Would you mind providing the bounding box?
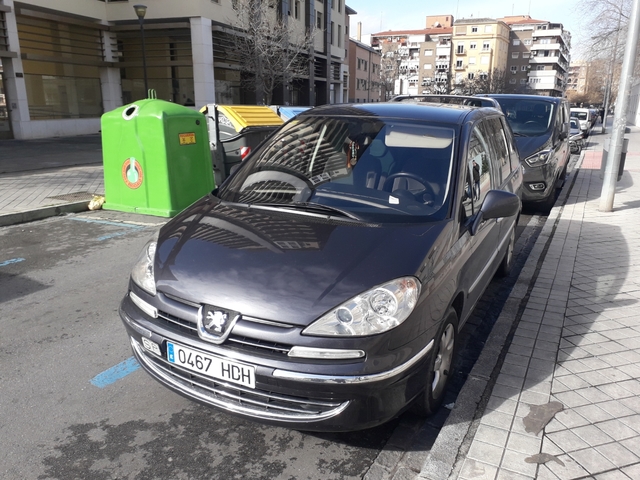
[379,46,401,100]
[228,0,315,105]
[454,68,509,95]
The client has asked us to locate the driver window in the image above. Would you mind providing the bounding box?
[467,125,494,211]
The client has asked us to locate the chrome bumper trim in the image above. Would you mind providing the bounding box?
[272,339,434,384]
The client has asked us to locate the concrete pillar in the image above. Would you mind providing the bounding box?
[3,0,30,138]
[101,29,122,112]
[190,17,216,108]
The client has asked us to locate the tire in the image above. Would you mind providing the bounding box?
[412,308,458,417]
[496,224,516,277]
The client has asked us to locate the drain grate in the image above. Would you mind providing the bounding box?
[47,192,95,202]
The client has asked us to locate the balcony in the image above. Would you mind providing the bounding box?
[436,46,451,56]
[533,28,563,38]
[531,43,560,51]
[530,55,560,64]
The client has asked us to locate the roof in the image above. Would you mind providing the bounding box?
[297,102,495,126]
[499,15,548,25]
[454,18,499,25]
[371,27,452,37]
[350,38,380,54]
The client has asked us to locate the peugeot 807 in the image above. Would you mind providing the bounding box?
[119,102,522,432]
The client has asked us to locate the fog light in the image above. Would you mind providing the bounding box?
[528,183,546,191]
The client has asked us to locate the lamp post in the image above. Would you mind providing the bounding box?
[133,4,148,97]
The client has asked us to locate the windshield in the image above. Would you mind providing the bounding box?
[493,98,555,136]
[217,116,456,223]
[571,111,588,120]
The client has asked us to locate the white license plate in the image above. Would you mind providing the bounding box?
[166,342,256,389]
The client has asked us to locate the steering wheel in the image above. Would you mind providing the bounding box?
[382,172,436,201]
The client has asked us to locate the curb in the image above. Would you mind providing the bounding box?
[0,201,90,227]
[417,165,582,480]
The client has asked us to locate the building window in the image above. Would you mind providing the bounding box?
[338,25,342,47]
[338,0,342,13]
[510,66,518,73]
[512,52,519,58]
[468,72,475,79]
[482,42,490,51]
[424,49,433,56]
[540,38,551,44]
[524,39,532,45]
[471,26,478,33]
[521,65,528,71]
[331,21,334,45]
[537,65,545,70]
[456,59,463,68]
[470,42,477,49]
[513,39,520,46]
[523,52,530,58]
[520,79,527,84]
[509,78,517,84]
[457,43,464,54]
[317,11,322,29]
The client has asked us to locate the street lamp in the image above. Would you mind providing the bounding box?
[134,4,148,97]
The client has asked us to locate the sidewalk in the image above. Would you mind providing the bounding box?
[0,135,104,226]
[419,125,640,479]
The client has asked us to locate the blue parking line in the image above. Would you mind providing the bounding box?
[97,230,142,241]
[69,217,143,228]
[90,357,140,388]
[0,257,25,267]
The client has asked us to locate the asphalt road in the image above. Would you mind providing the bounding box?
[0,183,568,479]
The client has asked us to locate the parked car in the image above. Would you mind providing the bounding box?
[119,102,522,432]
[570,107,592,138]
[569,119,584,154]
[481,94,571,211]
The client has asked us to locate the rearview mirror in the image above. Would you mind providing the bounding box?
[471,190,521,236]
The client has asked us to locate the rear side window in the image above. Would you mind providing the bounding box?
[479,117,511,185]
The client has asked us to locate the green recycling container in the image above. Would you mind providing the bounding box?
[101,99,215,217]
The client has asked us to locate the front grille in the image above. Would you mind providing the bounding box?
[132,339,349,422]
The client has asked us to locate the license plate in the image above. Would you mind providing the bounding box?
[166,342,255,389]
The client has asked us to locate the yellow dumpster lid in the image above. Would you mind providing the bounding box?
[216,105,284,132]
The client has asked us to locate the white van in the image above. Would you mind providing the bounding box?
[570,108,592,137]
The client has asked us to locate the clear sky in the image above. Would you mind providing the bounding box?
[347,0,583,45]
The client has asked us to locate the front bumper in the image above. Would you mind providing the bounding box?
[119,292,435,432]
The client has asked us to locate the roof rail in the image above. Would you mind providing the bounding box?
[388,94,502,110]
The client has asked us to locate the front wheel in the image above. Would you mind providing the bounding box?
[412,308,458,416]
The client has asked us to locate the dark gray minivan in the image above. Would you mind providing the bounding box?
[481,94,570,210]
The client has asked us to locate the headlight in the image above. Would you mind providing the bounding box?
[131,236,158,295]
[303,277,420,336]
[524,150,552,167]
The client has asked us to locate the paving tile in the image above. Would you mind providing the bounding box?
[598,383,636,400]
[568,447,617,475]
[571,424,615,447]
[496,373,526,389]
[620,396,640,414]
[480,410,515,431]
[492,383,522,401]
[500,449,538,477]
[573,386,613,404]
[474,424,509,448]
[505,432,542,456]
[458,458,498,480]
[534,465,560,480]
[505,353,531,367]
[486,397,518,416]
[546,429,590,453]
[595,468,635,479]
[621,462,640,478]
[596,399,636,418]
[595,443,640,468]
[553,409,590,430]
[552,390,590,409]
[466,440,505,467]
[544,453,590,479]
[519,390,550,405]
[577,370,620,387]
[495,469,534,480]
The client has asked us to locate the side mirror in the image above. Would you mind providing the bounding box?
[471,190,521,236]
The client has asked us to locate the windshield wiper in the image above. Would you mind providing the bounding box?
[250,202,364,221]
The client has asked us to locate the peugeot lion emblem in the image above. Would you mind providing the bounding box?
[197,305,240,344]
[205,310,228,334]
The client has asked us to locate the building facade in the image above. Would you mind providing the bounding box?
[501,15,571,97]
[0,0,351,140]
[348,38,381,102]
[451,18,510,89]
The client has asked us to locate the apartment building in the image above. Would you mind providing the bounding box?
[566,61,589,96]
[0,0,351,139]
[348,38,381,102]
[451,18,510,88]
[370,16,453,96]
[501,15,571,97]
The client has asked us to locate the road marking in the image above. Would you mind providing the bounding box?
[90,357,140,388]
[97,230,142,241]
[0,257,25,267]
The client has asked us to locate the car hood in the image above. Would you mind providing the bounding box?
[154,197,447,326]
[513,133,551,160]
